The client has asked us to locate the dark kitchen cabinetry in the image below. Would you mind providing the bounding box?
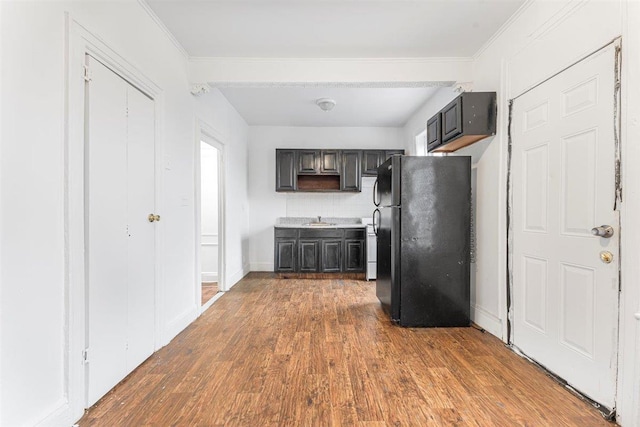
[298,150,320,174]
[426,114,441,152]
[275,149,297,192]
[362,150,405,176]
[276,148,404,192]
[321,240,342,272]
[274,227,365,273]
[340,150,361,192]
[427,92,497,153]
[298,240,320,272]
[320,150,340,174]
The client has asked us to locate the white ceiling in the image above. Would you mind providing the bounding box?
[218,86,444,127]
[146,0,524,126]
[147,0,526,58]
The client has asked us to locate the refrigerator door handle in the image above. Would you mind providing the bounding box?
[373,179,380,207]
[373,208,381,236]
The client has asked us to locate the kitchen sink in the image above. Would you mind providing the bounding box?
[302,222,336,227]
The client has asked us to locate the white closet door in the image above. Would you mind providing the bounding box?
[125,85,156,371]
[86,55,156,406]
[511,44,618,408]
[86,55,129,405]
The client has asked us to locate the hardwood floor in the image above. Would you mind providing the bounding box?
[79,273,614,426]
[201,281,218,305]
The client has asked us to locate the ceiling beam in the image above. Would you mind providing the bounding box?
[189,57,472,87]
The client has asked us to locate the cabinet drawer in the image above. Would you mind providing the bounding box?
[275,228,298,238]
[344,229,366,240]
[299,228,343,239]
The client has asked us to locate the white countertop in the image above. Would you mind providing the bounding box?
[275,217,366,229]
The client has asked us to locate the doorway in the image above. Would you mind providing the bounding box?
[509,42,620,411]
[198,132,225,309]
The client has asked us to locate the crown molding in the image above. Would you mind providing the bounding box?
[473,0,536,60]
[137,0,189,60]
[206,81,455,88]
[189,56,473,64]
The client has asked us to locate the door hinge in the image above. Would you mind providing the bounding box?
[82,348,89,364]
[83,64,92,82]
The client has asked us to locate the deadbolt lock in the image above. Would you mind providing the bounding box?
[148,214,161,223]
[599,251,613,264]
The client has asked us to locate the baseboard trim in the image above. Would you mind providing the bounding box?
[471,304,502,338]
[201,290,225,313]
[163,306,199,346]
[201,272,218,282]
[33,399,74,427]
[227,263,250,290]
[250,262,274,272]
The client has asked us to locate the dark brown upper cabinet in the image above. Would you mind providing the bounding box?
[362,150,384,176]
[320,150,340,174]
[275,149,297,192]
[297,150,320,174]
[362,150,404,176]
[340,150,361,192]
[426,113,441,152]
[427,92,497,153]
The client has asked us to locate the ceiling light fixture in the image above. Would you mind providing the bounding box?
[316,98,336,112]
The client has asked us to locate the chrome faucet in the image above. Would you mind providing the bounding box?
[317,216,322,223]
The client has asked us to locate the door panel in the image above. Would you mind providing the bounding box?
[299,240,319,272]
[321,240,342,272]
[87,55,128,406]
[125,86,156,371]
[86,56,156,406]
[511,44,618,409]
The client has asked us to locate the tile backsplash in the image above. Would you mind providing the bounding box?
[286,177,376,219]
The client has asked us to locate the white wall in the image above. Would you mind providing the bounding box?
[0,2,249,426]
[247,126,403,271]
[466,0,640,424]
[402,87,457,154]
[200,143,219,282]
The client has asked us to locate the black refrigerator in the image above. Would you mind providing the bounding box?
[373,155,471,327]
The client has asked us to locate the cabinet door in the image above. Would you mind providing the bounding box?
[340,150,361,192]
[426,114,441,152]
[275,240,297,272]
[384,150,404,160]
[344,240,365,272]
[299,240,320,272]
[276,150,297,191]
[441,97,463,142]
[320,150,340,174]
[362,150,384,176]
[298,150,319,174]
[321,240,342,272]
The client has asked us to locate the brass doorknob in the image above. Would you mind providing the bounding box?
[600,251,613,264]
[148,214,161,223]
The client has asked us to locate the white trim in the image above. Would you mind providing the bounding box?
[164,306,199,344]
[471,304,502,338]
[66,15,165,422]
[201,291,225,312]
[196,121,227,314]
[189,56,473,64]
[250,262,274,272]
[201,242,219,247]
[473,0,535,60]
[136,0,189,60]
[201,272,218,282]
[227,264,251,290]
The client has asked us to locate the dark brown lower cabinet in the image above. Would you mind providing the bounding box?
[321,240,342,272]
[344,240,365,272]
[299,240,320,272]
[274,227,365,273]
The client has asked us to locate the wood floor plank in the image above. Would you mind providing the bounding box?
[78,273,615,426]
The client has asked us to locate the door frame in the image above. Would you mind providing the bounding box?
[505,39,622,416]
[65,15,164,420]
[195,120,227,312]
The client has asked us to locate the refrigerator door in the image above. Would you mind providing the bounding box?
[376,205,400,321]
[398,156,471,327]
[376,157,400,207]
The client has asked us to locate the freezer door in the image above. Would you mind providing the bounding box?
[376,206,400,321]
[376,157,400,207]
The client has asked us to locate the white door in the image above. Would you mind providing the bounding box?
[86,55,156,406]
[511,43,619,409]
